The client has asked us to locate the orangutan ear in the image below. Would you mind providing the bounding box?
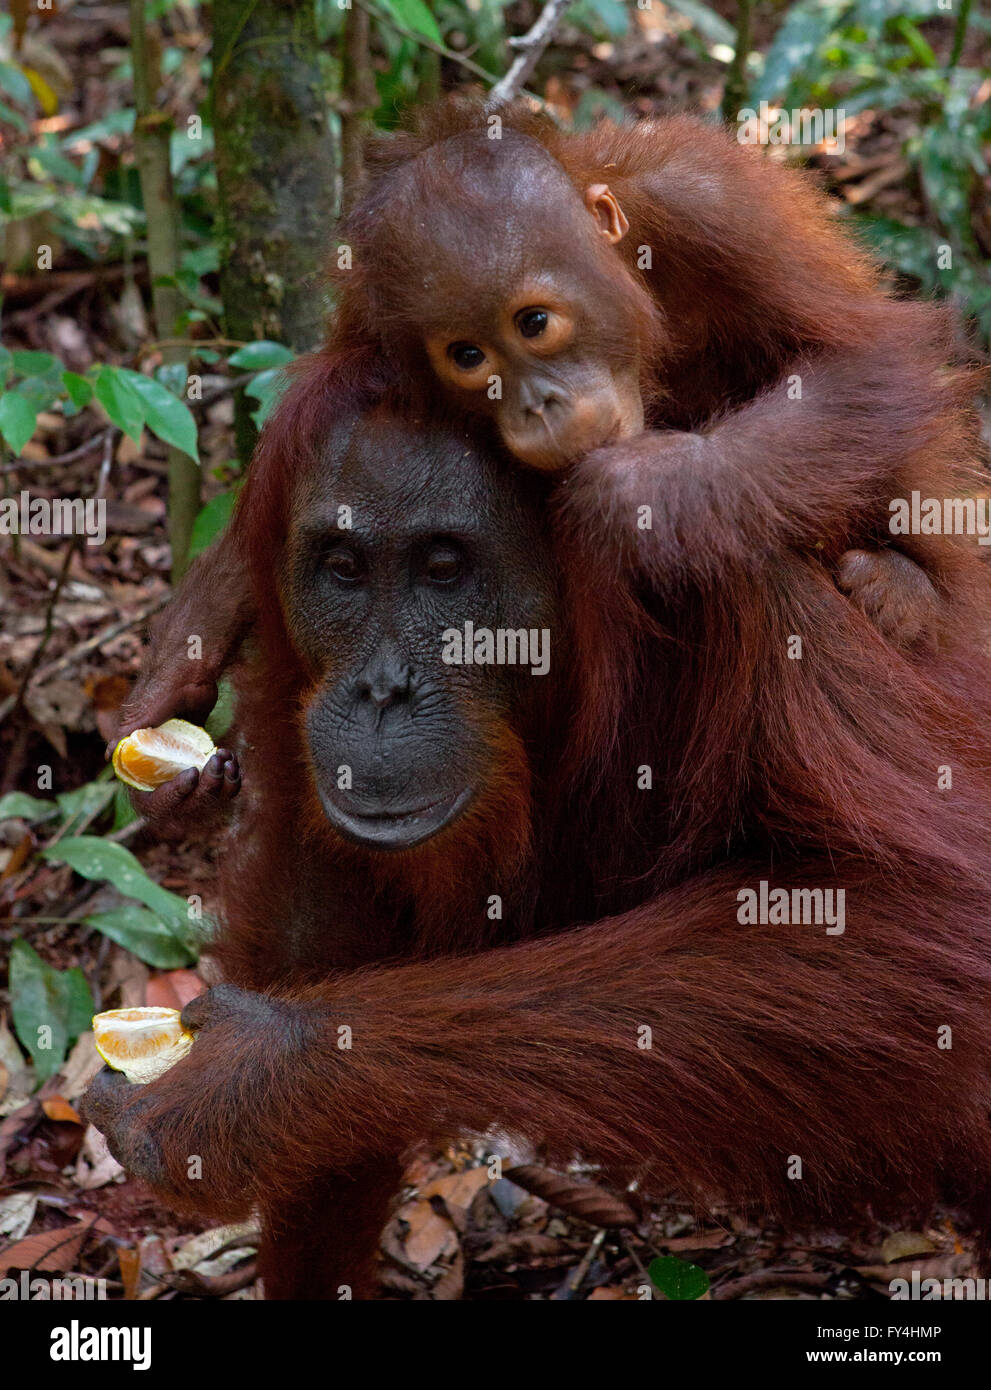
[584,184,630,244]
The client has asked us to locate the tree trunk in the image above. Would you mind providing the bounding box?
[212,0,338,463]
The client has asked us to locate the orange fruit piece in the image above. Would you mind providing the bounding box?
[112,718,217,792]
[92,1006,194,1085]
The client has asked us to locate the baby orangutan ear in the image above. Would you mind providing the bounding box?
[584,184,629,244]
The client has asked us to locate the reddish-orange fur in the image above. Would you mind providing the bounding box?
[96,102,991,1299]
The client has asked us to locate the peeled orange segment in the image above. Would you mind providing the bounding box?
[93,1006,194,1085]
[112,718,217,792]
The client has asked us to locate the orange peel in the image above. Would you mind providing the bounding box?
[112,718,217,793]
[92,1006,193,1084]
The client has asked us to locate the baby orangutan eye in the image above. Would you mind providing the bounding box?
[516,308,549,339]
[449,343,486,371]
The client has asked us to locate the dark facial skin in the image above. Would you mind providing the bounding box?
[282,409,558,850]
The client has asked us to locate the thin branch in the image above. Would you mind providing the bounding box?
[488,0,573,108]
[1,435,115,727]
[0,592,171,728]
[340,3,377,215]
[3,428,116,475]
[358,0,502,88]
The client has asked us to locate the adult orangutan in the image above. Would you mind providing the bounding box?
[85,376,991,1298]
[110,97,962,807]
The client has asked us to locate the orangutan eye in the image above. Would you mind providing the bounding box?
[449,342,486,371]
[516,308,549,339]
[424,544,464,585]
[324,547,364,584]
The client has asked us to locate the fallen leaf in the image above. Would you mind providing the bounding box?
[1,1215,95,1273]
[73,1125,124,1190]
[0,1191,38,1242]
[42,1095,82,1124]
[880,1230,937,1264]
[146,969,206,1010]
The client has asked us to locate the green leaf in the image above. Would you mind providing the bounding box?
[0,101,27,135]
[111,783,139,833]
[245,367,290,429]
[43,836,193,947]
[0,59,33,108]
[62,370,94,413]
[28,141,87,187]
[854,214,940,285]
[0,391,38,453]
[63,108,136,148]
[0,791,59,823]
[892,14,938,67]
[9,940,94,1082]
[227,340,295,371]
[204,676,236,742]
[648,1255,711,1301]
[12,349,57,376]
[0,346,12,386]
[93,365,144,442]
[155,361,189,397]
[118,368,199,461]
[55,779,116,830]
[663,0,734,47]
[916,123,977,253]
[189,489,238,559]
[15,372,62,413]
[379,0,442,45]
[752,0,849,104]
[570,0,631,41]
[83,905,197,969]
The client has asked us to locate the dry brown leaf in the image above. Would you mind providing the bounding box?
[146,969,207,1011]
[58,1031,104,1102]
[880,1230,937,1264]
[118,1244,142,1300]
[397,1198,457,1270]
[421,1165,490,1210]
[1,1215,95,1274]
[73,1124,124,1190]
[505,1165,638,1228]
[41,1095,82,1124]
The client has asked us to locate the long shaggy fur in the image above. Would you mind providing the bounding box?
[125,100,991,1296]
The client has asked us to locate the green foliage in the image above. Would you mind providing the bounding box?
[663,0,735,47]
[82,904,196,970]
[570,0,631,41]
[227,340,295,371]
[752,0,990,344]
[0,792,60,824]
[205,677,236,742]
[55,778,116,831]
[43,836,200,964]
[189,489,239,560]
[379,0,442,46]
[244,365,294,429]
[0,391,37,454]
[0,353,200,461]
[9,939,93,1082]
[647,1255,711,1301]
